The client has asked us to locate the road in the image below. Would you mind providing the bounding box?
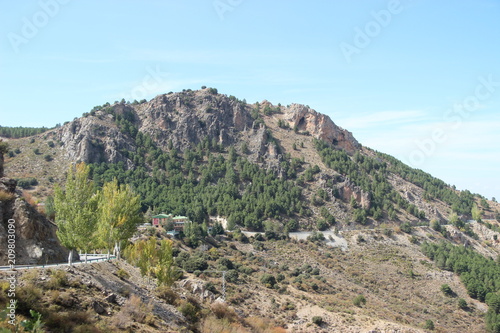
[0,254,116,271]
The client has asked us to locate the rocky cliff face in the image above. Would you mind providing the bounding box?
[0,149,69,265]
[57,116,136,168]
[284,104,360,153]
[50,89,359,169]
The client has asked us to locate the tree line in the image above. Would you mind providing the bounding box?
[0,126,51,138]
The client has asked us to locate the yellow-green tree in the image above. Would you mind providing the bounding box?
[472,203,483,222]
[124,237,180,286]
[97,178,142,259]
[54,163,98,265]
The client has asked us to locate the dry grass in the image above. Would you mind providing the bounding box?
[200,316,249,333]
[46,269,68,289]
[0,189,15,201]
[155,286,178,305]
[112,294,154,329]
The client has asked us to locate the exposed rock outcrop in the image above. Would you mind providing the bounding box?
[284,104,360,153]
[58,116,136,168]
[337,177,372,210]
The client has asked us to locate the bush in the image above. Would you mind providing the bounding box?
[226,270,239,283]
[353,294,366,307]
[217,258,234,270]
[307,231,325,242]
[441,284,453,296]
[178,300,199,322]
[458,298,467,310]
[44,154,53,162]
[401,222,413,234]
[423,319,435,330]
[211,303,238,322]
[117,268,130,280]
[46,270,68,289]
[183,256,208,273]
[312,316,323,326]
[260,274,277,288]
[156,286,178,304]
[17,177,38,189]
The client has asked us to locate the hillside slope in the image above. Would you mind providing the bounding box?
[4,88,498,230]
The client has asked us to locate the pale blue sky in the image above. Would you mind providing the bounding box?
[1,0,499,200]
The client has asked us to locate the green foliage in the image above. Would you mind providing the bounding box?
[260,274,277,288]
[316,219,329,231]
[0,126,49,138]
[20,309,44,333]
[472,203,483,222]
[400,222,413,234]
[183,255,208,273]
[17,177,39,189]
[422,241,500,308]
[97,178,142,253]
[378,151,475,215]
[315,140,426,220]
[88,131,304,231]
[0,140,8,154]
[54,163,98,253]
[441,284,453,296]
[430,219,441,232]
[124,237,181,286]
[458,298,468,310]
[353,294,366,307]
[307,231,325,242]
[312,316,323,326]
[423,319,435,330]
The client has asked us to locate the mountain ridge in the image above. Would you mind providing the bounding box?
[3,88,499,230]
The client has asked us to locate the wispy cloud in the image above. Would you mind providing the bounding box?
[336,110,428,130]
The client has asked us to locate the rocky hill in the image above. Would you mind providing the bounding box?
[2,88,500,332]
[0,142,69,265]
[3,88,498,230]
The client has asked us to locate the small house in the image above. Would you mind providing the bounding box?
[172,216,189,231]
[152,213,172,228]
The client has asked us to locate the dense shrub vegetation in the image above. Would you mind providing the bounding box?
[421,241,500,332]
[88,114,305,231]
[0,126,51,138]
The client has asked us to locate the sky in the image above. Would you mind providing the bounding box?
[0,0,499,200]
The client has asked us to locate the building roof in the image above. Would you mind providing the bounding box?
[172,216,188,220]
[152,214,171,219]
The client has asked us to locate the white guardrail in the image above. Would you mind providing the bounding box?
[0,254,116,271]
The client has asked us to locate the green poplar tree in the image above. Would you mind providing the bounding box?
[54,163,98,265]
[97,178,142,259]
